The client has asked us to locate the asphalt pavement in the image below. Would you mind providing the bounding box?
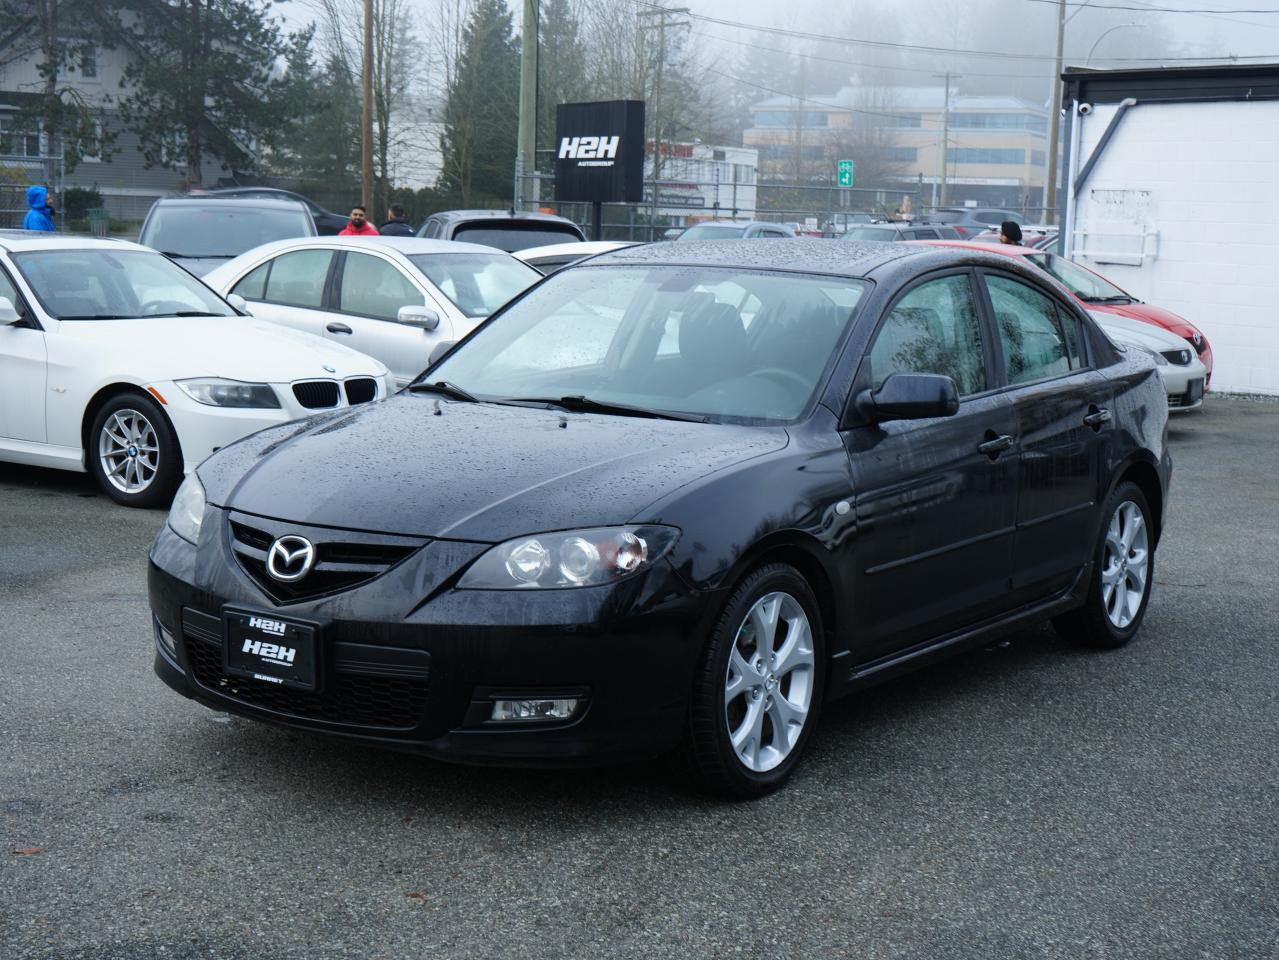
[2,396,1277,959]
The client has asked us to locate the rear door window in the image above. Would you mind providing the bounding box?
[984,275,1074,384]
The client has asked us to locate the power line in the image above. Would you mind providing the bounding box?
[1020,0,1279,13]
[633,0,1279,64]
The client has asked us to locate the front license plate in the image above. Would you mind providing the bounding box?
[223,609,319,692]
[1187,378,1205,403]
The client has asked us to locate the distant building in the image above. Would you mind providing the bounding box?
[745,86,1049,215]
[643,142,759,224]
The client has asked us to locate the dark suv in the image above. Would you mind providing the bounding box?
[416,210,586,252]
[193,188,349,235]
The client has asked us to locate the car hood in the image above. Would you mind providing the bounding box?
[1090,311,1189,352]
[201,396,788,540]
[57,317,387,383]
[1088,300,1199,341]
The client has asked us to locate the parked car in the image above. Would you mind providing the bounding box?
[1090,311,1208,411]
[912,239,1214,390]
[139,198,316,276]
[676,220,797,240]
[190,187,349,235]
[841,221,962,242]
[0,232,391,507]
[150,239,1170,798]
[416,210,586,251]
[513,240,637,274]
[930,207,1026,239]
[203,237,542,387]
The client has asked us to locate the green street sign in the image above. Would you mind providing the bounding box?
[837,159,855,187]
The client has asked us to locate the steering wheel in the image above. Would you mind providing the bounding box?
[139,300,193,316]
[750,367,812,394]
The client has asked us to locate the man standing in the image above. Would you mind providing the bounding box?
[23,185,56,232]
[339,205,378,236]
[378,203,414,237]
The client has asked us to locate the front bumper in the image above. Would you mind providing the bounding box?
[148,518,711,765]
[1153,357,1207,412]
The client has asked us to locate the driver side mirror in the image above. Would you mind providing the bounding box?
[856,373,959,423]
[0,296,22,325]
[227,293,250,315]
[398,304,440,331]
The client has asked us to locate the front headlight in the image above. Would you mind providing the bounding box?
[1137,344,1169,366]
[457,525,680,589]
[177,378,281,408]
[167,474,206,544]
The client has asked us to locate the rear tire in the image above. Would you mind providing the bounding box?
[1055,480,1154,649]
[686,563,825,799]
[87,392,183,508]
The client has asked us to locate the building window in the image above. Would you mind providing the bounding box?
[754,111,830,128]
[1031,150,1046,167]
[880,113,922,128]
[949,112,1047,133]
[0,116,41,157]
[947,147,1026,165]
[885,146,918,162]
[80,47,97,79]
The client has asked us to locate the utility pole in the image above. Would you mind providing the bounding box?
[361,0,373,210]
[516,0,539,211]
[638,6,689,239]
[933,72,960,207]
[1045,0,1066,224]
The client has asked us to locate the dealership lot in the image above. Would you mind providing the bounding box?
[2,397,1277,959]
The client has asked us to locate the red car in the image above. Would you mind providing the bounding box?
[913,240,1214,389]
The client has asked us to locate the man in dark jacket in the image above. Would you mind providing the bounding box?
[378,203,414,237]
[23,185,56,232]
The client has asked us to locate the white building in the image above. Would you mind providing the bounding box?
[643,142,759,224]
[1060,64,1279,396]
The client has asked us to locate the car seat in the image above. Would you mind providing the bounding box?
[678,299,750,384]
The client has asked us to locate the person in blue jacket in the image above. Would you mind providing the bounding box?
[23,185,56,231]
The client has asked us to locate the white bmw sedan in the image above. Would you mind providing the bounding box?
[0,233,393,507]
[202,236,542,387]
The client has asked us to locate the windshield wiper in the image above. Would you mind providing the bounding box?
[57,313,135,321]
[158,252,232,260]
[407,380,479,402]
[505,395,707,422]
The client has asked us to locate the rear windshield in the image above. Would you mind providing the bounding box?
[842,227,899,241]
[140,205,313,258]
[451,224,584,252]
[678,224,749,241]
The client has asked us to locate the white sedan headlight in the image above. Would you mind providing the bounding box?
[168,474,206,544]
[458,525,679,589]
[177,378,282,408]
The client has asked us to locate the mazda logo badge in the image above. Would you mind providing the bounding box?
[266,535,316,582]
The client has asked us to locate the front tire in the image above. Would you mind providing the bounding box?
[1055,480,1154,649]
[87,392,183,508]
[686,563,825,799]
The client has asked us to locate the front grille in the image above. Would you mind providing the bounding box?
[182,618,428,729]
[292,380,340,409]
[229,519,423,603]
[344,377,378,405]
[1160,348,1192,366]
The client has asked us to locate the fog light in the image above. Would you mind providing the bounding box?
[153,616,177,656]
[490,698,579,722]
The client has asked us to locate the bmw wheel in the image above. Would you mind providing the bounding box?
[687,563,824,799]
[1055,480,1155,649]
[88,392,183,508]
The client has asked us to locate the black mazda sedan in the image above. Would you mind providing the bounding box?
[149,240,1171,798]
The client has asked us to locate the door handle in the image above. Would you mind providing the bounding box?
[1083,407,1112,430]
[326,322,352,335]
[977,433,1015,458]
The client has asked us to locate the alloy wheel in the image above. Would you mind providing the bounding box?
[98,408,161,495]
[1101,499,1149,629]
[724,591,815,773]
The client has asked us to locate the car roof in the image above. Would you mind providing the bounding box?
[428,209,580,226]
[0,231,150,254]
[211,235,514,259]
[908,239,1035,256]
[149,197,310,211]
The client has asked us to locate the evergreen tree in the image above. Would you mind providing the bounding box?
[115,0,288,187]
[437,0,519,205]
[536,0,586,164]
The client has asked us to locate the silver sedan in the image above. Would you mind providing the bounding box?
[203,237,541,387]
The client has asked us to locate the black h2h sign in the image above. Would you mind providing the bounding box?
[554,100,645,204]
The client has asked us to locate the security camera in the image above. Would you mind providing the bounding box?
[1078,102,1094,115]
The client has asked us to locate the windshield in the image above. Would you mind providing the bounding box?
[678,224,749,241]
[428,265,868,422]
[409,253,540,318]
[1027,253,1130,301]
[842,226,899,241]
[12,249,236,320]
[450,224,583,252]
[140,205,313,258]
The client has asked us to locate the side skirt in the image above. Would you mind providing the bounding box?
[0,438,86,473]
